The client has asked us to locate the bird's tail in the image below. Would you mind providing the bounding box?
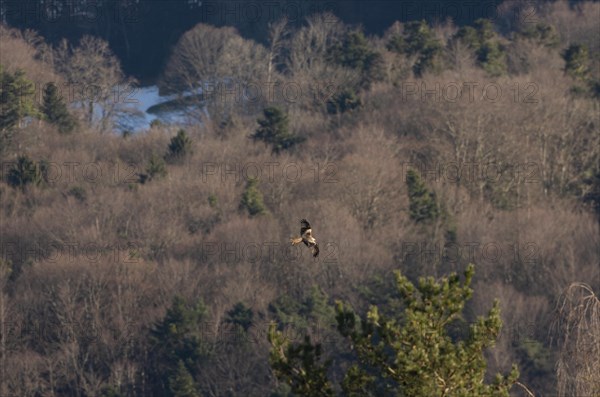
[312,244,319,257]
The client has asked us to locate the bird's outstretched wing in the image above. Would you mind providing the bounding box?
[300,219,312,237]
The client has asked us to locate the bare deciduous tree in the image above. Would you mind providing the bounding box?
[161,24,268,124]
[53,36,136,132]
[551,283,600,396]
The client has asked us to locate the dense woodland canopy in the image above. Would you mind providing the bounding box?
[0,0,599,396]
[2,0,509,83]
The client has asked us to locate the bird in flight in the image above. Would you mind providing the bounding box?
[290,219,319,257]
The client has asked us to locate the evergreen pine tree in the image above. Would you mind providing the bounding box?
[42,82,76,133]
[268,331,335,397]
[252,107,305,154]
[400,20,444,77]
[331,30,384,86]
[226,302,254,332]
[169,361,199,397]
[453,19,507,76]
[269,265,520,396]
[149,296,208,396]
[0,66,38,131]
[406,169,440,223]
[518,23,559,48]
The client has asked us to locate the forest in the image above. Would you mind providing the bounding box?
[0,0,599,396]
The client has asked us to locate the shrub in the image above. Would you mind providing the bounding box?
[139,154,167,184]
[563,44,589,80]
[326,89,361,114]
[239,178,267,216]
[166,129,192,162]
[6,155,42,188]
[67,186,87,202]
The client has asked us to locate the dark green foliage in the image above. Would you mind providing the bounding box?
[413,44,443,77]
[269,293,304,327]
[252,107,305,154]
[301,287,337,328]
[474,19,507,76]
[268,328,335,397]
[169,361,200,397]
[341,364,377,396]
[166,129,192,162]
[386,33,405,54]
[207,193,218,208]
[239,178,268,216]
[518,23,560,48]
[473,18,495,41]
[6,155,43,189]
[326,89,361,114]
[454,19,507,76]
[399,21,445,77]
[444,217,458,244]
[516,338,554,382]
[149,296,208,396]
[148,154,167,179]
[0,66,38,132]
[100,387,125,397]
[269,287,337,331]
[563,44,589,80]
[454,26,480,50]
[331,30,384,86]
[332,30,371,69]
[269,265,520,396]
[406,169,440,223]
[402,21,438,55]
[139,154,167,183]
[336,265,519,396]
[478,40,507,76]
[356,274,404,319]
[42,82,76,133]
[67,186,87,202]
[226,302,254,332]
